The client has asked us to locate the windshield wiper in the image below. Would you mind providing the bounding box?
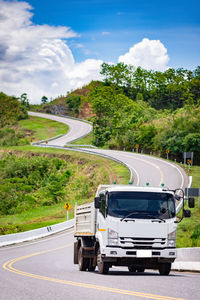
[120,211,143,221]
[146,214,166,223]
[121,212,165,222]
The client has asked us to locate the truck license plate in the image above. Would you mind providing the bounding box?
[137,250,152,257]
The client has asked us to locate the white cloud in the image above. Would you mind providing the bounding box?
[0,0,102,103]
[118,38,169,71]
[0,2,170,104]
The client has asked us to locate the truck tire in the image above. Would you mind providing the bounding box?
[97,249,109,274]
[158,263,171,275]
[78,247,89,271]
[128,266,136,272]
[137,267,145,273]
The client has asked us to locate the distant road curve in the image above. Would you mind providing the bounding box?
[28,112,189,190]
[28,111,93,145]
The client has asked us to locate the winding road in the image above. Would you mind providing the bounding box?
[29,112,188,190]
[1,112,199,300]
[29,112,92,145]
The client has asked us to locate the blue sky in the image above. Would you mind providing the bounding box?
[21,0,200,69]
[0,0,199,103]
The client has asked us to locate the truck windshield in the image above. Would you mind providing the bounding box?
[107,192,175,220]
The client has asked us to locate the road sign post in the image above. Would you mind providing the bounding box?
[64,202,71,221]
[183,152,194,166]
[166,149,170,159]
[135,144,139,153]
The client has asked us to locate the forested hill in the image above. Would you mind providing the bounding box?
[0,92,28,127]
[0,92,29,146]
[31,63,200,164]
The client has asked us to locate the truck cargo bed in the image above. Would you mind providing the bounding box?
[74,202,95,236]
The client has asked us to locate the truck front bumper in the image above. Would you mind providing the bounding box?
[103,246,176,260]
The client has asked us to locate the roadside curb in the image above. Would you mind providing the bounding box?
[172,247,200,272]
[172,262,200,272]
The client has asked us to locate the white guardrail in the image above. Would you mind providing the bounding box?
[33,144,134,184]
[0,219,74,247]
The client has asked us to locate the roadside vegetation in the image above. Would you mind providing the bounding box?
[32,64,200,164]
[176,166,200,247]
[0,92,69,146]
[0,91,129,234]
[0,148,129,234]
[19,116,69,142]
[70,131,93,146]
[0,92,29,147]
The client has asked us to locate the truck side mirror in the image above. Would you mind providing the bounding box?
[94,196,101,209]
[183,209,191,218]
[188,197,195,208]
[175,194,181,201]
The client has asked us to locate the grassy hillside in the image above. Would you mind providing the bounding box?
[30,80,102,120]
[0,115,69,147]
[0,148,129,234]
[0,99,129,235]
[19,116,69,142]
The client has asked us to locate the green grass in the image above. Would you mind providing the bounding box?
[70,131,93,145]
[190,166,200,188]
[2,145,131,185]
[0,146,130,234]
[18,116,69,141]
[0,203,68,233]
[176,165,200,248]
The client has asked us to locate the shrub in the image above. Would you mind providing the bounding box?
[0,127,29,146]
[0,154,71,215]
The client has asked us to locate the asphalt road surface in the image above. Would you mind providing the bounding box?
[1,113,197,300]
[28,111,92,145]
[1,230,199,300]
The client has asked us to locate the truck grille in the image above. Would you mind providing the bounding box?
[119,237,166,249]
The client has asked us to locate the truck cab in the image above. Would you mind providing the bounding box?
[74,185,194,275]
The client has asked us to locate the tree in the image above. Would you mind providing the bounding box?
[66,96,80,115]
[183,133,200,152]
[41,96,48,104]
[19,93,30,109]
[100,62,133,87]
[136,93,144,101]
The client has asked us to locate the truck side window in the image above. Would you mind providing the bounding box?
[100,193,106,218]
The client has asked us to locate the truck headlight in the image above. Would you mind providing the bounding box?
[167,230,176,247]
[108,229,118,246]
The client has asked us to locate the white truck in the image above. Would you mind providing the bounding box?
[74,184,194,275]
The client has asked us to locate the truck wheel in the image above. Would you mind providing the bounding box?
[78,247,89,271]
[158,263,171,275]
[128,266,136,272]
[88,259,96,272]
[97,249,109,274]
[137,268,145,273]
